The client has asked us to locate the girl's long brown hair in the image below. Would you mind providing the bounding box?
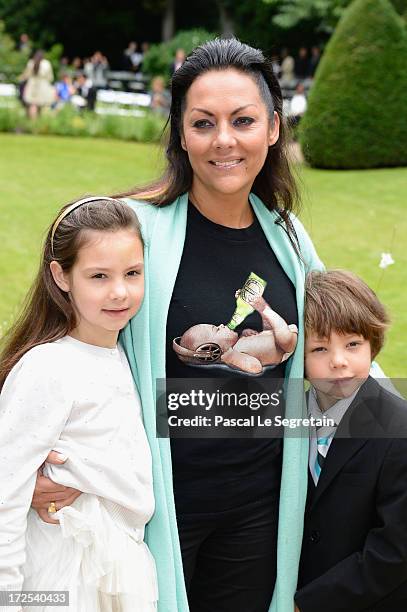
[0,198,142,391]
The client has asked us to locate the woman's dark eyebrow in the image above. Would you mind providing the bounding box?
[190,104,256,116]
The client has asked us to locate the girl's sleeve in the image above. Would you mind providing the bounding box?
[0,348,72,593]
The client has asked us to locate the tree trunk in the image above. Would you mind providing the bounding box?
[162,0,175,42]
[216,0,235,37]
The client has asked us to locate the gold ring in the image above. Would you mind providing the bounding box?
[48,501,57,513]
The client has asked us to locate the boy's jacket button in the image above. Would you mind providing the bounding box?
[310,530,320,543]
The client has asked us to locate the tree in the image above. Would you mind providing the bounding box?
[215,0,235,37]
[264,0,407,32]
[142,0,176,42]
[0,21,27,82]
[0,0,56,48]
[265,0,348,32]
[299,0,407,169]
[0,0,163,65]
[162,0,176,41]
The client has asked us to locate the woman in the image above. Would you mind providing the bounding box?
[33,39,323,612]
[20,50,55,119]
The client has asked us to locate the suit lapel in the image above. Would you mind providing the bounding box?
[309,378,381,510]
[310,437,367,510]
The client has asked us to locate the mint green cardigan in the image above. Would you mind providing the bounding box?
[121,193,324,612]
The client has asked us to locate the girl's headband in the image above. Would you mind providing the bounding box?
[50,196,121,258]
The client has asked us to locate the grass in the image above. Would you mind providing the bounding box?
[297,165,407,377]
[1,133,406,376]
[0,133,162,335]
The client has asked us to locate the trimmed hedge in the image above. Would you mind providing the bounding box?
[299,0,407,169]
[0,105,165,143]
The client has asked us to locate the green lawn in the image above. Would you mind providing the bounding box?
[1,133,406,376]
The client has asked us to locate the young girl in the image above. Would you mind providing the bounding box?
[0,197,157,611]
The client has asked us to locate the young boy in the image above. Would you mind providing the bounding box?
[295,270,407,612]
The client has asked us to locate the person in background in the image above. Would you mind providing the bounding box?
[54,73,76,108]
[271,54,281,79]
[71,56,83,74]
[18,33,32,54]
[84,51,109,89]
[17,35,32,108]
[290,83,307,126]
[131,43,143,72]
[139,41,150,73]
[170,48,186,75]
[123,41,142,72]
[20,50,55,119]
[149,76,171,116]
[123,42,137,70]
[309,46,321,78]
[295,47,310,80]
[280,47,295,83]
[59,57,70,69]
[73,72,97,111]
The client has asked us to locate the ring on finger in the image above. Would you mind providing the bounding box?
[48,501,57,513]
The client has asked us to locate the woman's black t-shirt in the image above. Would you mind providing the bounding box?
[166,202,298,514]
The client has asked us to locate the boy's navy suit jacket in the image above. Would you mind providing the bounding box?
[295,376,407,612]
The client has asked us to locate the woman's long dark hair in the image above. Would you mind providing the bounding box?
[32,50,44,75]
[0,198,142,391]
[115,38,300,224]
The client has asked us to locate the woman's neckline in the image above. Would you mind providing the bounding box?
[189,197,254,229]
[187,199,259,243]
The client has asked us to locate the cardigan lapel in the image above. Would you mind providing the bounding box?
[147,194,188,382]
[250,193,302,287]
[249,194,306,401]
[121,197,191,612]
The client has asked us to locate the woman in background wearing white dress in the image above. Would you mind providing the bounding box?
[20,50,55,119]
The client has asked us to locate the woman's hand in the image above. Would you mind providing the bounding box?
[32,451,81,524]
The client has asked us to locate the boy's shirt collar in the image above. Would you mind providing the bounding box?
[308,385,361,433]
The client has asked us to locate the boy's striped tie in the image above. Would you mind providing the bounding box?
[314,424,337,482]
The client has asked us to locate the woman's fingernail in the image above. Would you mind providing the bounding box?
[57,454,68,462]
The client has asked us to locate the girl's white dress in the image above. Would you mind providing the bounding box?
[0,336,157,612]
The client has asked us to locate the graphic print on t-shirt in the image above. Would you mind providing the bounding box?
[172,271,298,375]
[167,203,297,512]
